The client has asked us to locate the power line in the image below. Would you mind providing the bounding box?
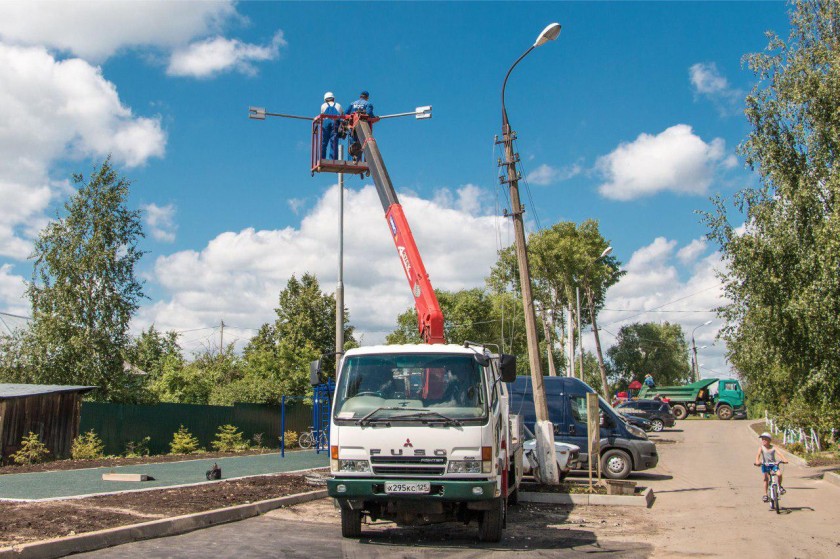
[598,285,722,327]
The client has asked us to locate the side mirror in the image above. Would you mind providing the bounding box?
[499,354,517,383]
[309,359,322,386]
[599,411,606,427]
[473,353,490,367]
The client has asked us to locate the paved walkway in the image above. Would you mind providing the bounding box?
[0,451,328,501]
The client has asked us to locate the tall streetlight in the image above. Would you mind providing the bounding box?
[691,321,713,382]
[583,247,613,399]
[500,22,562,485]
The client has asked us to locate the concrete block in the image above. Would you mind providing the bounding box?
[102,474,149,482]
[519,486,654,508]
[519,491,586,505]
[824,470,840,490]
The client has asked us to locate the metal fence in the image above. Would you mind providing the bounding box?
[80,398,313,456]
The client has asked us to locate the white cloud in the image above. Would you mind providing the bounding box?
[689,62,744,116]
[167,31,286,78]
[526,163,582,186]
[0,263,27,316]
[590,237,731,377]
[596,124,729,201]
[136,184,510,348]
[0,44,166,259]
[142,203,178,243]
[0,1,237,61]
[677,238,708,265]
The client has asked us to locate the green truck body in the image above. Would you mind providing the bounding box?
[637,378,746,420]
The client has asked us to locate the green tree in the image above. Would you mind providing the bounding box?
[487,220,622,389]
[606,322,691,390]
[3,159,146,401]
[124,325,183,379]
[703,0,840,432]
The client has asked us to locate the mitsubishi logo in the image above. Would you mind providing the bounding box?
[403,438,413,448]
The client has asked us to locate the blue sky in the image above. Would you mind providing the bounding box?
[0,1,791,377]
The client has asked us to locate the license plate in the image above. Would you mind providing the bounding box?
[385,481,431,494]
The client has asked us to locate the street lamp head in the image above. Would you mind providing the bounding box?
[534,23,562,47]
[703,320,713,326]
[599,246,613,259]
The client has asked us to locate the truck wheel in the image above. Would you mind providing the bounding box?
[650,419,664,432]
[716,405,733,420]
[340,507,362,538]
[671,404,688,420]
[478,497,505,542]
[601,449,632,479]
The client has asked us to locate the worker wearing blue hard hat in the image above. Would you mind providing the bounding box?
[320,91,343,160]
[347,90,374,117]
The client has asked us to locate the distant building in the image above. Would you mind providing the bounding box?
[0,384,95,462]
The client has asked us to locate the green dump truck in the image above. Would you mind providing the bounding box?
[637,378,746,420]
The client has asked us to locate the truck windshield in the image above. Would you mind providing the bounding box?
[333,353,488,423]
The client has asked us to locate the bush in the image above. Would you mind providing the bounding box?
[785,442,806,456]
[124,436,151,458]
[11,432,50,465]
[211,424,249,452]
[71,430,105,460]
[283,430,299,448]
[170,426,201,454]
[251,432,265,449]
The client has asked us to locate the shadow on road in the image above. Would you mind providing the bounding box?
[778,506,815,515]
[631,473,674,482]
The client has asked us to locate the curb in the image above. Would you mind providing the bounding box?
[0,489,327,559]
[519,487,654,508]
[823,470,840,490]
[746,421,808,467]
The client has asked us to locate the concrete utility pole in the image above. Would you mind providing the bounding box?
[335,145,345,373]
[219,320,225,352]
[566,307,575,377]
[691,321,712,382]
[500,22,562,485]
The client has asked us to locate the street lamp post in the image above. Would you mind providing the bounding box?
[500,22,561,485]
[691,321,713,382]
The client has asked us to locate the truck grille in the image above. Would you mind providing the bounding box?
[369,456,447,476]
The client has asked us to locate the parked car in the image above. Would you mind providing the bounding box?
[521,428,580,481]
[619,412,654,432]
[508,376,659,480]
[615,400,677,432]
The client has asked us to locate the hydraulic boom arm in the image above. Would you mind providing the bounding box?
[351,117,445,344]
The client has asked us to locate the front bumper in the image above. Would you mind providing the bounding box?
[733,406,748,419]
[328,478,497,501]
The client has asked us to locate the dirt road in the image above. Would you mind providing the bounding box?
[640,420,840,558]
[75,419,840,558]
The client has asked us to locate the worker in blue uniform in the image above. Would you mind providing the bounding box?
[346,90,374,117]
[320,91,343,160]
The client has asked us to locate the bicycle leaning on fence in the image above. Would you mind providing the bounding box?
[298,426,328,449]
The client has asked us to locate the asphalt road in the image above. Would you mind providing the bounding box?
[77,419,840,558]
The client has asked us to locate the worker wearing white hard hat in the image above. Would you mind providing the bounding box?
[320,92,343,160]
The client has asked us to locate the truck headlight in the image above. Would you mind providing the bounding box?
[338,459,370,472]
[447,460,482,474]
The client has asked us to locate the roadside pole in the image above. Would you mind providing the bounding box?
[586,392,601,490]
[335,144,345,373]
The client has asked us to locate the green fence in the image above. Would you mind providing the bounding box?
[80,398,313,456]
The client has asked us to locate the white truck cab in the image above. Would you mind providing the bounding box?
[325,343,522,542]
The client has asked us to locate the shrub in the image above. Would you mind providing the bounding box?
[211,424,249,452]
[124,436,151,458]
[170,426,200,454]
[283,430,299,448]
[71,430,105,460]
[785,442,806,456]
[12,432,50,465]
[251,432,265,449]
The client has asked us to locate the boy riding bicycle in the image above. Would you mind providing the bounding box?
[754,432,788,502]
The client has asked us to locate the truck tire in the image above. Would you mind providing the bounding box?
[716,405,733,420]
[340,507,362,538]
[478,497,505,542]
[601,449,632,479]
[671,404,688,420]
